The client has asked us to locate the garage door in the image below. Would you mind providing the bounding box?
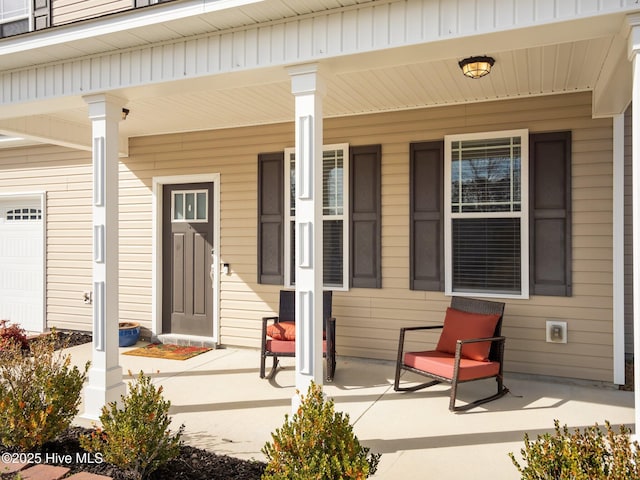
[0,196,44,333]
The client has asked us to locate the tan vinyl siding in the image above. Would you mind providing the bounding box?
[0,144,93,331]
[121,91,614,383]
[52,0,131,25]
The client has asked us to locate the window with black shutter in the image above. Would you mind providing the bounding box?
[258,144,381,289]
[410,130,572,298]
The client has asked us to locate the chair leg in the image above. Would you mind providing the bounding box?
[449,377,510,412]
[326,354,335,382]
[394,366,441,392]
[266,355,279,380]
[260,352,266,379]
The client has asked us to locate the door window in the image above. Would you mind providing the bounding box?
[171,190,208,222]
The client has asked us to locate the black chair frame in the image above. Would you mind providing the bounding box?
[260,290,336,382]
[394,296,508,412]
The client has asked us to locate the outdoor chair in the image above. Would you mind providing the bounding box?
[394,296,508,412]
[260,290,336,381]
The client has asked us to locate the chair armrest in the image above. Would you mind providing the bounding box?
[399,325,444,333]
[453,336,506,364]
[457,335,505,345]
[396,325,444,364]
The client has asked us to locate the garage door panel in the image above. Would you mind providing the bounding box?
[0,198,44,333]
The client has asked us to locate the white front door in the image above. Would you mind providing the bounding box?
[0,195,44,332]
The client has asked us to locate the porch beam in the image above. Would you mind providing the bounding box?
[0,115,129,156]
[288,63,325,406]
[82,93,126,420]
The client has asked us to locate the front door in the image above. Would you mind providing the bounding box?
[162,183,214,336]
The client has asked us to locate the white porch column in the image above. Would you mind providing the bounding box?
[82,94,126,420]
[629,18,640,431]
[613,113,625,386]
[288,64,325,406]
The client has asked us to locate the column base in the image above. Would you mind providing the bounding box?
[82,365,126,421]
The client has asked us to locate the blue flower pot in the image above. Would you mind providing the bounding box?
[119,322,140,347]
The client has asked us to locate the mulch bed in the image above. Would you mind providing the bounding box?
[0,330,267,479]
[1,427,265,479]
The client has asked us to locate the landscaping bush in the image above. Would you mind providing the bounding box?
[262,382,380,480]
[0,332,89,450]
[80,371,184,480]
[0,319,28,350]
[509,419,640,479]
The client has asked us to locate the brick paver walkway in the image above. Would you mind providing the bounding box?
[0,460,111,480]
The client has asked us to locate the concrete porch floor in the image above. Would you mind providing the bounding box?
[66,342,635,480]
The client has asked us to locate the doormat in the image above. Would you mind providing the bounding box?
[123,343,212,360]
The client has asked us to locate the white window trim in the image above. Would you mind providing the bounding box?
[284,143,350,291]
[444,129,530,299]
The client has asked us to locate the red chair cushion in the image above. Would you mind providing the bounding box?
[435,307,501,361]
[266,339,327,354]
[266,321,296,341]
[266,321,327,341]
[404,350,500,381]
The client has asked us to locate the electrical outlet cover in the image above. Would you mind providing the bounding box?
[546,320,567,344]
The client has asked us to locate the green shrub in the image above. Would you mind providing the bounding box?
[0,332,89,450]
[0,319,28,351]
[80,371,184,480]
[509,419,640,479]
[262,382,380,480]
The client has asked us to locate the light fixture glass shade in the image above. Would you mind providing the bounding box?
[458,56,495,79]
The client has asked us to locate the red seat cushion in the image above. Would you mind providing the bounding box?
[435,307,500,361]
[404,350,500,381]
[266,339,327,354]
[266,321,327,341]
[266,321,296,341]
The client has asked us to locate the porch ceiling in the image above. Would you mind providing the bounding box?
[0,0,632,149]
[37,34,621,141]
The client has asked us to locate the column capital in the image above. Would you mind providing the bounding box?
[287,63,326,97]
[83,93,127,120]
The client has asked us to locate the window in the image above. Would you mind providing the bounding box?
[445,130,529,298]
[0,0,29,37]
[284,144,349,290]
[6,208,41,221]
[171,190,208,222]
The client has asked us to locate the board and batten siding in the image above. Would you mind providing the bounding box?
[120,90,615,382]
[52,0,132,26]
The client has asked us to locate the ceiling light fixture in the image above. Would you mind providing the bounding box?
[458,56,495,79]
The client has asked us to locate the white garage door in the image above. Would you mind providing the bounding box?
[0,196,44,333]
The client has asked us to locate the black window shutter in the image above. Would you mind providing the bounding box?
[530,131,572,296]
[350,145,382,288]
[410,141,444,291]
[33,0,51,30]
[258,152,284,285]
